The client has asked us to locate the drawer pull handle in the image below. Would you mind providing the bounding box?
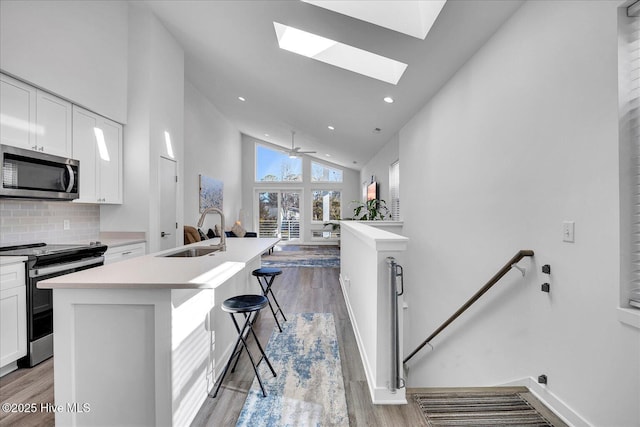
[122,251,132,255]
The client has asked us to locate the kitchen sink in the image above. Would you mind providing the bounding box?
[160,247,221,257]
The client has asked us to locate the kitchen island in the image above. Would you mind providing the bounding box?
[39,237,279,427]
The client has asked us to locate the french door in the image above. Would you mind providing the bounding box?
[257,190,301,241]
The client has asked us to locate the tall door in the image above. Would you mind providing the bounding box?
[159,157,177,251]
[257,190,300,241]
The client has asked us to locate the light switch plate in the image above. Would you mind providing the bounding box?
[562,221,575,243]
[63,219,70,230]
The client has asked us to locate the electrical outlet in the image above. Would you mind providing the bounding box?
[562,221,574,243]
[63,219,70,230]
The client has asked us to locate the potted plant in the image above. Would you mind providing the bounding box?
[351,199,390,221]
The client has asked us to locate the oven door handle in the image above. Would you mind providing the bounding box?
[30,256,104,278]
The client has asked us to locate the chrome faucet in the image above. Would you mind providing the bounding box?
[197,207,226,251]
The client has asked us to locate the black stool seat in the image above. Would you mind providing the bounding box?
[222,294,268,313]
[252,267,283,277]
[252,267,287,332]
[210,294,276,399]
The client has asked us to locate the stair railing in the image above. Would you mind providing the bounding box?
[403,249,534,365]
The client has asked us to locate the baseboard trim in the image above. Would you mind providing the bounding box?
[501,377,592,427]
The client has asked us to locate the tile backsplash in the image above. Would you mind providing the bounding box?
[0,200,100,246]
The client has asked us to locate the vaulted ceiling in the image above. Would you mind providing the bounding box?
[146,0,523,170]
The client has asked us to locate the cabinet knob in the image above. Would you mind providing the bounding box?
[32,145,38,150]
[39,147,44,151]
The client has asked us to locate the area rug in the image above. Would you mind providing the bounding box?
[261,246,340,268]
[414,390,555,426]
[236,313,349,427]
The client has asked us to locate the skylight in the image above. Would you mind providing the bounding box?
[302,0,447,40]
[273,22,407,85]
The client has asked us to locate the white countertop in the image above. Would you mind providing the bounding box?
[98,231,146,249]
[38,238,279,290]
[100,238,147,248]
[0,255,28,265]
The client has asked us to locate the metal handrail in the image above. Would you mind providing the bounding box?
[403,249,534,365]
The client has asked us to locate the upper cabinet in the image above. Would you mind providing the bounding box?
[72,106,123,204]
[1,74,36,150]
[35,90,72,157]
[0,73,72,157]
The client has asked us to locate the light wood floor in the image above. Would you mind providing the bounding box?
[192,266,428,426]
[0,266,426,427]
[0,357,54,426]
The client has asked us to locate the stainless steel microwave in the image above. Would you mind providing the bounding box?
[1,144,79,200]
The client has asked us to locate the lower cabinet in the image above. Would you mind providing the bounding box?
[0,260,27,376]
[104,242,146,265]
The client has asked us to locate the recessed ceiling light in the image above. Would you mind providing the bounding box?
[328,125,335,130]
[238,96,246,101]
[325,154,331,157]
[264,133,269,137]
[273,22,407,85]
[384,96,394,103]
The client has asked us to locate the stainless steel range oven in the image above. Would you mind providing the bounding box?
[0,242,107,367]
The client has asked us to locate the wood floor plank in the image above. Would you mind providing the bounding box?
[0,358,54,427]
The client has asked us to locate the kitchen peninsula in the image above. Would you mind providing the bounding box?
[39,237,279,427]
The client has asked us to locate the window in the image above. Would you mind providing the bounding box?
[311,190,341,221]
[257,190,301,241]
[620,1,640,315]
[255,144,302,182]
[311,161,343,182]
[389,160,400,221]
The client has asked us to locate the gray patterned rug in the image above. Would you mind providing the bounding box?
[414,390,556,426]
[236,313,349,427]
[261,246,340,268]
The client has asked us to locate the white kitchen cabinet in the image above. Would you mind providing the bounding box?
[0,260,27,376]
[0,74,36,150]
[0,73,72,157]
[104,242,146,265]
[72,106,123,204]
[35,90,72,157]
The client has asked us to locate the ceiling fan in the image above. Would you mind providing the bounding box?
[286,131,316,158]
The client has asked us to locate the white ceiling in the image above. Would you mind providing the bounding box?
[145,0,523,170]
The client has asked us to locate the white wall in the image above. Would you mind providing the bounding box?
[0,0,128,123]
[359,134,399,207]
[100,3,184,254]
[385,1,638,426]
[183,80,242,232]
[241,134,360,243]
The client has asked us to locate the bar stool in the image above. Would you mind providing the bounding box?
[210,294,276,398]
[252,267,287,332]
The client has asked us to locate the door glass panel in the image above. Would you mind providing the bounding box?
[258,191,301,241]
[280,192,300,240]
[258,192,278,237]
